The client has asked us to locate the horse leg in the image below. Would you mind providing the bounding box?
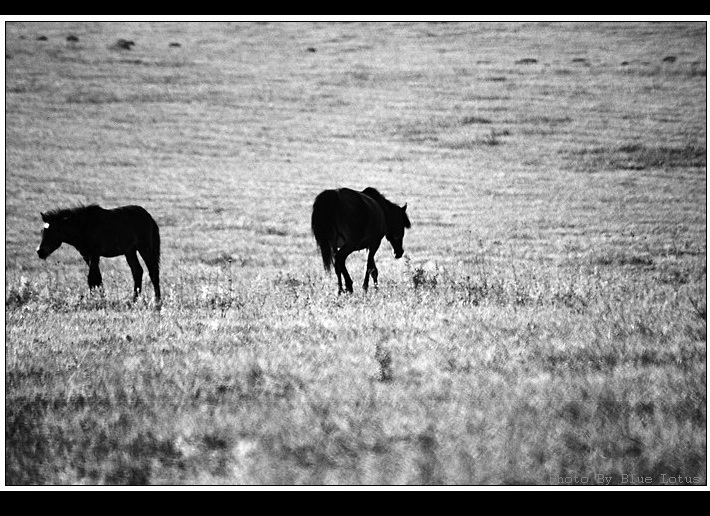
[125,250,143,301]
[138,248,161,302]
[86,256,102,292]
[335,246,354,294]
[332,245,345,295]
[334,261,344,294]
[363,243,380,291]
[341,264,354,294]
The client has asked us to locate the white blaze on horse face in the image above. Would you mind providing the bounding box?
[38,223,50,252]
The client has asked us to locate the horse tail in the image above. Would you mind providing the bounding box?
[140,208,160,266]
[311,190,338,271]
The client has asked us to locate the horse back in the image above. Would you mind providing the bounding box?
[334,188,386,248]
[104,205,155,231]
[90,205,158,257]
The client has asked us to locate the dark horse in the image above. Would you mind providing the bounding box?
[36,204,161,302]
[311,187,410,294]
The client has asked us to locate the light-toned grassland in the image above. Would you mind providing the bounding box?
[4,21,706,486]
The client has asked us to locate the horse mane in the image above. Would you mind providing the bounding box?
[362,187,410,228]
[43,204,102,222]
[362,187,393,208]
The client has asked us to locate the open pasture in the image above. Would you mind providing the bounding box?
[4,21,707,485]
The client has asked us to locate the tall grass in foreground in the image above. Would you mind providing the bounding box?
[5,256,706,485]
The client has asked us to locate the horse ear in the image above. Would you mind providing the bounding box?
[40,212,47,222]
[403,203,407,212]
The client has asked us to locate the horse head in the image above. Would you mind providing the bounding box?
[387,203,411,259]
[36,212,67,259]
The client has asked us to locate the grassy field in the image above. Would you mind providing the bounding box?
[4,21,707,486]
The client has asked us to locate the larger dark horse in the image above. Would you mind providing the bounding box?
[36,204,161,302]
[311,187,410,294]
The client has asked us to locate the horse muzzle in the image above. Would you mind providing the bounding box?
[394,250,404,259]
[36,248,48,260]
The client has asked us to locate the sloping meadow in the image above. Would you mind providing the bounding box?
[5,21,706,485]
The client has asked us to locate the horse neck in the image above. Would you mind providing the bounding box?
[60,214,88,248]
[375,198,397,235]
